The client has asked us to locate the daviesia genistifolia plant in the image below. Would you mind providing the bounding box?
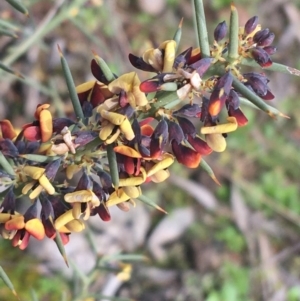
[0,0,298,271]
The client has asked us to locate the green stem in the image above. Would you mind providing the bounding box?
[193,0,210,58]
[228,4,239,60]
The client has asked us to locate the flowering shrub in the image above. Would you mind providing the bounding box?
[0,1,298,287]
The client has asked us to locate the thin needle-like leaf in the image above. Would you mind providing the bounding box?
[200,159,220,185]
[92,51,115,83]
[137,194,168,214]
[58,45,84,120]
[54,229,69,267]
[193,0,210,58]
[228,3,239,60]
[5,0,28,16]
[0,62,23,78]
[173,18,183,52]
[0,265,19,299]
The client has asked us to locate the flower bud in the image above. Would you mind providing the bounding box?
[214,21,227,42]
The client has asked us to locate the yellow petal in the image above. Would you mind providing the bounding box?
[99,122,115,141]
[205,133,227,152]
[120,118,135,141]
[146,154,174,177]
[0,213,12,223]
[65,219,85,232]
[29,184,44,199]
[113,145,141,158]
[25,218,45,240]
[118,176,145,187]
[54,209,74,230]
[23,166,45,180]
[72,202,82,219]
[5,215,25,230]
[150,169,170,183]
[106,189,130,207]
[64,190,100,206]
[108,72,135,94]
[162,40,176,73]
[75,80,96,93]
[101,110,126,125]
[105,128,121,144]
[40,109,53,143]
[66,164,82,180]
[201,117,238,134]
[22,181,35,195]
[39,175,55,195]
[143,48,163,71]
[122,186,142,198]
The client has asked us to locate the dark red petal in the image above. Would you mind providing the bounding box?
[97,202,111,221]
[140,80,161,93]
[251,48,272,67]
[123,156,135,175]
[261,89,274,101]
[228,107,248,126]
[129,53,157,72]
[23,126,41,141]
[187,135,212,155]
[76,172,92,191]
[172,141,201,168]
[91,59,110,84]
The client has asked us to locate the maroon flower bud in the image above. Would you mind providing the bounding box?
[0,139,19,157]
[75,172,92,191]
[82,101,93,118]
[190,58,213,77]
[208,72,233,118]
[74,131,98,146]
[168,121,184,144]
[261,89,274,101]
[263,46,277,55]
[150,119,168,159]
[227,90,240,110]
[91,59,112,85]
[52,118,75,134]
[140,80,160,93]
[0,187,15,214]
[92,180,107,202]
[176,117,196,138]
[97,170,113,193]
[128,53,157,72]
[173,47,192,69]
[253,29,274,47]
[251,47,272,67]
[244,16,258,35]
[214,20,227,42]
[243,73,268,97]
[187,135,212,156]
[45,158,62,181]
[173,104,201,118]
[171,141,201,168]
[227,107,248,126]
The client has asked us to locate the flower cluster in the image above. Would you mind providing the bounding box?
[0,10,282,253]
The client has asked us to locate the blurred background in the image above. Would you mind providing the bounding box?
[1,0,300,300]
